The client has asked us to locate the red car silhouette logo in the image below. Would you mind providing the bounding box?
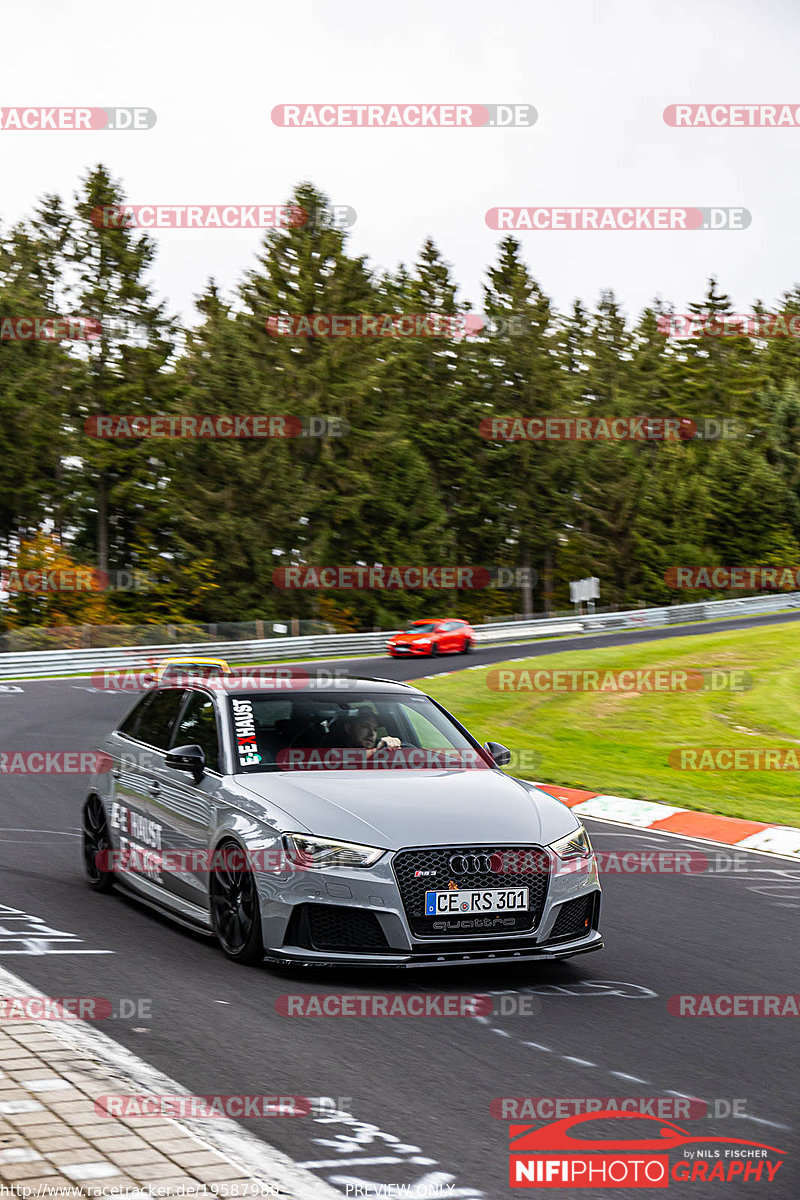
[510,1110,785,1155]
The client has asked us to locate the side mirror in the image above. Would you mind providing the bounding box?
[166,743,205,784]
[484,741,511,767]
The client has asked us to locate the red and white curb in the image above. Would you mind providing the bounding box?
[533,784,800,860]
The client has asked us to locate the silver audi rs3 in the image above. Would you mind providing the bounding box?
[82,659,602,968]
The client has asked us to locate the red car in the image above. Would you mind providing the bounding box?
[386,618,475,657]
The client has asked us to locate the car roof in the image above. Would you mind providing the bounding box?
[168,675,423,697]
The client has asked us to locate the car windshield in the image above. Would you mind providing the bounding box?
[403,623,437,633]
[227,691,484,772]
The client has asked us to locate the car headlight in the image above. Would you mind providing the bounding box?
[284,833,386,868]
[549,826,593,860]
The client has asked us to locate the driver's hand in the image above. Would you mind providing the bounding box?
[376,736,401,751]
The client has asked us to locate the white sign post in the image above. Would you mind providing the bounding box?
[570,576,600,614]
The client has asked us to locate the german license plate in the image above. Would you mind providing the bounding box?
[424,887,529,916]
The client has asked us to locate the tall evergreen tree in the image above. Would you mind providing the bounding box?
[67,164,176,578]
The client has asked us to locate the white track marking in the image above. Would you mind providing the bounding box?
[744,1115,793,1130]
[580,815,800,865]
[303,1106,485,1196]
[0,965,487,1197]
[0,904,113,956]
[474,1021,791,1132]
[0,963,341,1198]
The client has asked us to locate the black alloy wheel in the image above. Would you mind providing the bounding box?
[209,840,265,964]
[82,795,114,892]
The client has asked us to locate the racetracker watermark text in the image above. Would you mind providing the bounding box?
[669,748,800,770]
[664,104,800,126]
[271,104,536,127]
[665,565,800,589]
[276,994,493,1016]
[92,206,308,229]
[274,565,533,588]
[659,313,800,338]
[487,668,751,692]
[94,1095,311,1118]
[84,415,346,438]
[1,568,151,593]
[0,997,151,1020]
[89,666,359,691]
[669,994,800,1016]
[90,205,356,230]
[479,416,695,440]
[0,752,110,774]
[492,1097,742,1119]
[266,313,528,338]
[0,107,155,130]
[486,207,750,230]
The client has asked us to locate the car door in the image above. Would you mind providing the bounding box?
[147,688,226,910]
[451,620,467,650]
[109,686,188,894]
[439,620,458,652]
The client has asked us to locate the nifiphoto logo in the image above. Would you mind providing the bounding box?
[508,1110,785,1187]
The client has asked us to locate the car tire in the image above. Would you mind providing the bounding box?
[209,840,264,965]
[430,642,439,657]
[82,795,115,892]
[462,638,472,653]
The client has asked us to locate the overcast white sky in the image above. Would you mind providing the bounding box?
[2,0,799,326]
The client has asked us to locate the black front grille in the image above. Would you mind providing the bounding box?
[549,894,596,941]
[284,904,391,953]
[392,845,550,937]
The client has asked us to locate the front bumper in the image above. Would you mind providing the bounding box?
[386,644,432,656]
[265,928,604,969]
[257,844,602,968]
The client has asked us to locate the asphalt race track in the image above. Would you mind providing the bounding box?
[1,614,799,1197]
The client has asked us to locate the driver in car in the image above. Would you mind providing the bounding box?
[341,707,401,757]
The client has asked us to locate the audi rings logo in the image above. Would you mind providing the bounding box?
[448,853,502,875]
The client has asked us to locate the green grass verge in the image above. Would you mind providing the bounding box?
[413,622,800,828]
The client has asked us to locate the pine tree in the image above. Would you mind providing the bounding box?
[67,164,177,581]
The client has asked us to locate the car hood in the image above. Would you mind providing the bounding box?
[236,768,578,849]
[388,631,432,642]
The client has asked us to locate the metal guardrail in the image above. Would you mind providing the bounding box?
[0,592,798,679]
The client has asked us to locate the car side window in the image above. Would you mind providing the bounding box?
[118,692,154,740]
[171,691,221,773]
[134,688,187,750]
